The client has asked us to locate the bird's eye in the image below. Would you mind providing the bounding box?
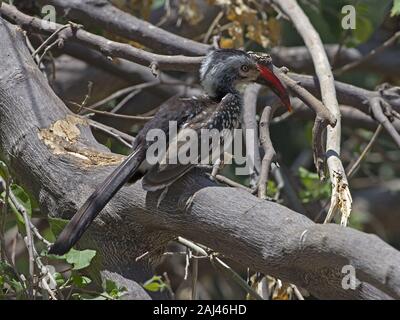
[241,65,249,72]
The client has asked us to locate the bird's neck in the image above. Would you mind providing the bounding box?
[202,73,241,102]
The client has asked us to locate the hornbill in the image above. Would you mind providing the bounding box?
[49,49,291,255]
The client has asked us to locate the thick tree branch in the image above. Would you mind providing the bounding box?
[1,18,400,300]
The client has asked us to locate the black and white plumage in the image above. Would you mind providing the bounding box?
[49,49,291,255]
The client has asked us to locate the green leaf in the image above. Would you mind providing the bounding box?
[48,217,69,237]
[6,184,32,233]
[354,14,373,44]
[65,248,97,270]
[72,274,92,287]
[391,0,400,16]
[53,272,66,286]
[143,275,166,293]
[266,180,278,198]
[298,167,331,204]
[143,282,163,292]
[45,249,96,270]
[104,138,112,150]
[0,161,10,180]
[103,279,127,299]
[10,184,32,215]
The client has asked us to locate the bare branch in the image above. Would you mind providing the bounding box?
[0,3,203,72]
[38,0,210,56]
[258,105,277,199]
[271,0,351,224]
[369,97,400,148]
[334,31,400,76]
[243,84,262,188]
[346,125,383,178]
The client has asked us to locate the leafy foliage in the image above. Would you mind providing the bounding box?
[298,167,331,203]
[0,161,125,300]
[391,0,400,16]
[143,275,168,292]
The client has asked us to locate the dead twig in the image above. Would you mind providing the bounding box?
[31,23,71,58]
[346,124,383,178]
[87,81,160,111]
[1,4,203,72]
[70,103,152,122]
[176,237,264,300]
[9,191,35,299]
[203,11,224,44]
[334,31,400,76]
[369,97,400,148]
[89,121,133,148]
[243,84,262,189]
[258,105,277,199]
[271,0,352,225]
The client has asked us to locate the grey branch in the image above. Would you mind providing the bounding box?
[271,0,351,224]
[0,3,203,72]
[37,0,210,56]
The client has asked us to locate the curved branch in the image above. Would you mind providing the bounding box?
[1,18,400,300]
[38,0,210,56]
[271,0,352,225]
[1,3,202,72]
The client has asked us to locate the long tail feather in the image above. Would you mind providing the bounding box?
[49,146,145,255]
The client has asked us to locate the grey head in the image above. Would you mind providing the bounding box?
[200,49,259,100]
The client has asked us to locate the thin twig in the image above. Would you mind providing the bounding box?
[177,237,208,256]
[88,119,135,144]
[29,220,51,247]
[258,105,277,199]
[191,257,199,300]
[214,174,254,193]
[346,124,383,178]
[243,84,262,188]
[10,192,35,299]
[211,256,264,300]
[334,31,400,76]
[184,249,191,281]
[370,98,400,148]
[37,39,61,67]
[71,104,152,121]
[89,122,133,148]
[203,11,224,44]
[76,81,94,114]
[1,4,203,72]
[87,81,160,111]
[110,89,141,114]
[176,237,264,300]
[31,23,71,58]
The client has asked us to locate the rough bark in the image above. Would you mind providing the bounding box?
[1,18,400,300]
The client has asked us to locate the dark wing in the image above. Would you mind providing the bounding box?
[49,95,202,254]
[142,94,237,191]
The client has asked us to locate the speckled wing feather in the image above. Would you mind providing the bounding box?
[142,93,241,191]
